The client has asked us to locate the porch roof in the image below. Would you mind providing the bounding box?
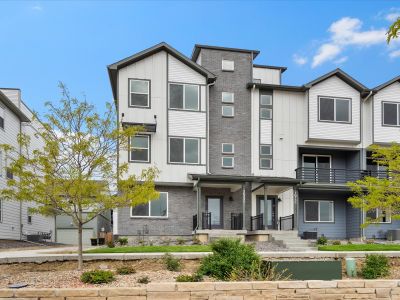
[188,174,301,185]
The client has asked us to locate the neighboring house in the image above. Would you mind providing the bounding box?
[55,211,112,245]
[108,42,400,241]
[0,88,56,241]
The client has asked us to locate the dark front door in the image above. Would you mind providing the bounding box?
[206,196,223,229]
[257,196,277,229]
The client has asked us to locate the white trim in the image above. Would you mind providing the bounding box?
[168,83,200,111]
[222,92,234,103]
[221,156,234,168]
[222,59,234,71]
[129,135,150,163]
[382,101,400,126]
[318,97,351,123]
[221,143,234,154]
[130,192,169,218]
[113,208,118,235]
[366,208,392,224]
[0,198,2,223]
[168,137,200,165]
[304,200,335,223]
[222,105,234,117]
[129,79,150,108]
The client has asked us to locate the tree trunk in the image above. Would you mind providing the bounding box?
[77,223,83,270]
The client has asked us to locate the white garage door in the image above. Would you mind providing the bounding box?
[56,229,94,245]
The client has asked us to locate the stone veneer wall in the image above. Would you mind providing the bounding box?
[1,280,400,300]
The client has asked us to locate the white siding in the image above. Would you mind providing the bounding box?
[168,110,206,138]
[0,89,21,108]
[253,67,281,85]
[260,120,272,144]
[373,82,400,144]
[168,54,206,85]
[308,76,361,143]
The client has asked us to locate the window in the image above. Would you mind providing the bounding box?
[222,59,234,71]
[169,137,199,164]
[222,156,234,168]
[366,208,391,223]
[260,144,273,169]
[222,143,234,154]
[260,93,272,120]
[129,135,150,162]
[383,102,400,126]
[169,83,199,111]
[222,105,234,117]
[129,79,150,108]
[27,208,32,224]
[319,97,351,123]
[304,200,334,222]
[6,168,13,180]
[222,92,234,103]
[0,105,4,129]
[131,192,168,218]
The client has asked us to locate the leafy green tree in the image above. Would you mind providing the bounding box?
[348,143,400,229]
[387,17,400,43]
[0,83,158,270]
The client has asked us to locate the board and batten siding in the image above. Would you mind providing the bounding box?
[253,67,281,85]
[373,82,400,144]
[259,120,272,144]
[308,76,361,143]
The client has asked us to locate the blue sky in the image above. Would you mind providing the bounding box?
[1,1,399,115]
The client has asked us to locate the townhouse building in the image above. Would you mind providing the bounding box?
[0,88,55,241]
[108,42,400,242]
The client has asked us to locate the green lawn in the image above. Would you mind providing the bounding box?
[318,244,400,251]
[84,245,211,253]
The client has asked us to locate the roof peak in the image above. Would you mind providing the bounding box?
[192,44,260,61]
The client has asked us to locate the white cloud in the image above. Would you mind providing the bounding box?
[293,54,308,65]
[386,12,400,22]
[334,56,348,64]
[389,49,400,58]
[311,17,387,68]
[32,5,43,11]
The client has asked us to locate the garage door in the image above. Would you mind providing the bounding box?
[56,228,94,245]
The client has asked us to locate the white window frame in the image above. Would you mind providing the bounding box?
[222,156,234,168]
[304,200,334,223]
[222,59,234,71]
[366,208,391,224]
[168,137,200,165]
[168,83,200,111]
[302,154,332,169]
[131,192,168,219]
[222,92,234,103]
[382,101,400,127]
[260,158,272,169]
[129,79,150,108]
[260,107,272,120]
[318,96,351,123]
[222,143,234,154]
[222,105,234,117]
[129,135,150,163]
[260,94,272,106]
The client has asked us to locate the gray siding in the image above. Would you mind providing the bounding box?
[346,202,361,239]
[365,221,400,239]
[200,49,252,176]
[298,148,361,170]
[118,186,196,236]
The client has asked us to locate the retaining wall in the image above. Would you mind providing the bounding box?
[1,280,400,299]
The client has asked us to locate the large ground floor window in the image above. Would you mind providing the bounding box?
[304,200,334,223]
[131,192,168,218]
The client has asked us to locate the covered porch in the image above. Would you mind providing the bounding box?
[189,174,300,241]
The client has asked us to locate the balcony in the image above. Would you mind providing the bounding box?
[295,167,388,184]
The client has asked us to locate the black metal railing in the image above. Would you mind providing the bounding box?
[250,214,264,231]
[231,213,243,230]
[279,214,294,230]
[192,214,197,231]
[202,212,211,230]
[295,167,389,184]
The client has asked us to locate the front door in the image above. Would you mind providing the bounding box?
[256,196,277,229]
[206,197,223,229]
[302,155,331,182]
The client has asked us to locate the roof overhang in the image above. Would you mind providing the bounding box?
[253,64,287,73]
[373,75,400,92]
[247,83,307,92]
[191,44,260,62]
[122,121,156,133]
[0,90,30,122]
[188,174,301,186]
[108,42,216,103]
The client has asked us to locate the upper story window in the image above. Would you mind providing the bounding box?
[169,83,199,111]
[382,102,400,126]
[6,168,13,180]
[304,200,334,223]
[169,137,199,164]
[0,105,4,129]
[129,79,150,108]
[129,135,150,163]
[222,143,234,154]
[222,105,234,117]
[260,144,273,169]
[260,93,272,120]
[131,192,168,218]
[222,156,234,168]
[318,97,351,123]
[222,92,234,103]
[222,59,234,71]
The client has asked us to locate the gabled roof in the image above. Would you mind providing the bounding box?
[0,90,30,122]
[191,44,260,62]
[305,68,369,93]
[373,75,400,92]
[107,42,216,101]
[253,64,287,73]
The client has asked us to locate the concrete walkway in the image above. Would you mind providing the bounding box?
[1,247,400,263]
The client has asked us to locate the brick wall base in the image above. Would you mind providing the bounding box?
[1,280,400,300]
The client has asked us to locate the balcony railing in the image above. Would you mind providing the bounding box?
[295,167,389,184]
[231,213,243,230]
[192,212,212,230]
[250,214,264,231]
[279,214,295,230]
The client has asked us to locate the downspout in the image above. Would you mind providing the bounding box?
[251,84,255,175]
[206,81,215,174]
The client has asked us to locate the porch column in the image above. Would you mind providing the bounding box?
[197,185,202,230]
[242,183,246,230]
[293,187,298,230]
